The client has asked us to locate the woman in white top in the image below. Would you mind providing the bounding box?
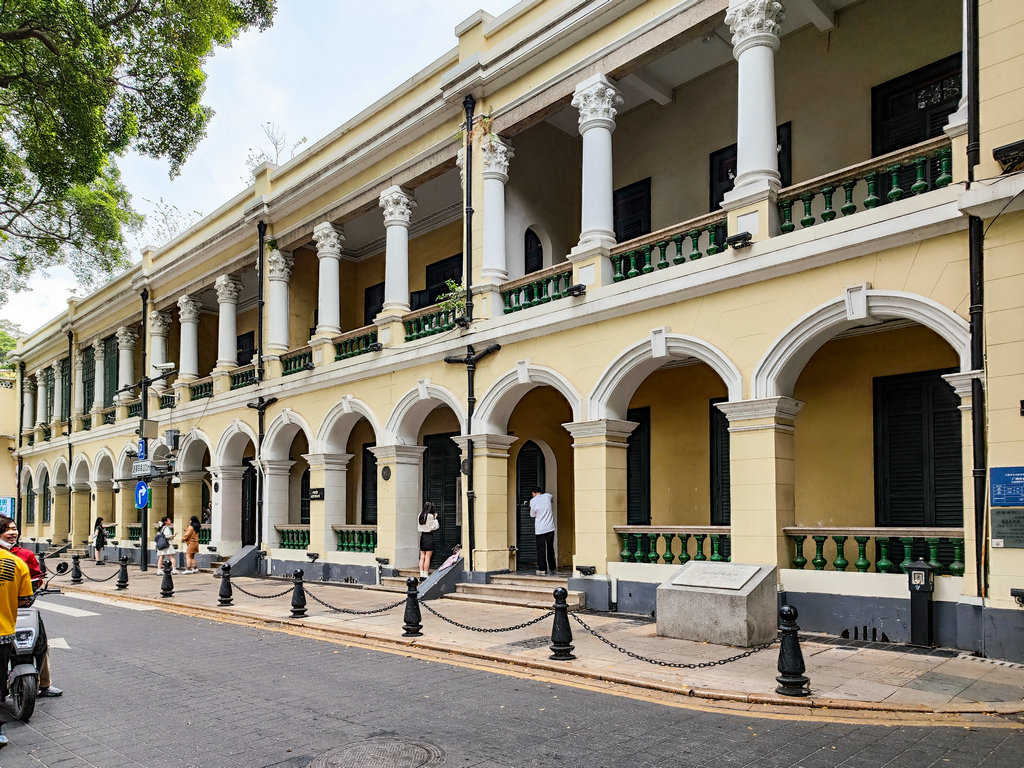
[154,516,176,573]
[416,501,439,578]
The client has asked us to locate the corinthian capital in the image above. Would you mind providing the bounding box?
[266,249,294,282]
[379,185,417,226]
[214,274,243,304]
[725,0,784,55]
[148,310,172,337]
[116,326,138,350]
[480,136,513,183]
[177,294,201,324]
[571,74,623,133]
[312,222,345,258]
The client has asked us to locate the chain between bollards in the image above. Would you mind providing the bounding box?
[290,569,307,618]
[116,555,129,590]
[549,587,575,660]
[160,560,174,598]
[402,577,422,637]
[70,554,83,585]
[776,603,810,696]
[218,564,233,606]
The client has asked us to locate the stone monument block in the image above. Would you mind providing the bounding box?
[656,561,777,647]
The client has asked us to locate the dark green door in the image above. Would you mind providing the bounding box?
[423,433,460,568]
[361,443,378,525]
[515,442,545,571]
[241,464,257,546]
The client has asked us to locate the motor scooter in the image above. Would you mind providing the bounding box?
[2,560,68,722]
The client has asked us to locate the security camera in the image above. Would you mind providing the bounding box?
[153,362,176,372]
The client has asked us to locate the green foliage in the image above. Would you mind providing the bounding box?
[437,278,466,316]
[0,0,277,301]
[0,327,17,370]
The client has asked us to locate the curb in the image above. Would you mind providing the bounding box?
[60,584,1024,720]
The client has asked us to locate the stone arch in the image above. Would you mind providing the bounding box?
[116,442,136,481]
[589,330,744,420]
[215,419,258,466]
[52,457,69,487]
[178,429,214,472]
[476,363,583,434]
[264,409,316,460]
[384,381,467,445]
[317,396,382,454]
[71,454,91,486]
[92,448,115,482]
[33,460,50,488]
[753,288,971,398]
[20,464,34,488]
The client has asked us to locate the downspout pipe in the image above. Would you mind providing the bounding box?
[255,220,268,553]
[139,289,150,571]
[965,0,986,599]
[16,362,24,528]
[67,329,73,539]
[463,95,476,324]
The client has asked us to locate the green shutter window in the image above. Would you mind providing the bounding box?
[61,357,71,421]
[44,366,55,422]
[361,443,378,525]
[300,467,311,525]
[25,479,34,525]
[82,347,95,410]
[710,397,731,527]
[41,475,51,524]
[626,407,651,526]
[103,336,118,407]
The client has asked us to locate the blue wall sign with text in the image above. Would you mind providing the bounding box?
[991,467,1024,507]
[137,439,147,461]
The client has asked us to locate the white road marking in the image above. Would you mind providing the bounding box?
[60,593,156,611]
[34,600,100,618]
[48,637,70,650]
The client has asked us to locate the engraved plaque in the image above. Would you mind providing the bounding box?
[671,562,759,590]
[992,507,1024,548]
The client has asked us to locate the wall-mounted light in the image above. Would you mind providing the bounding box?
[567,283,586,297]
[576,565,597,576]
[726,231,753,249]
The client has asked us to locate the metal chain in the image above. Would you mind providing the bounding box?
[232,582,294,600]
[80,568,121,583]
[569,612,774,668]
[304,589,406,615]
[420,600,554,633]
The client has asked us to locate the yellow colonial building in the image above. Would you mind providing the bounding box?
[10,0,1024,659]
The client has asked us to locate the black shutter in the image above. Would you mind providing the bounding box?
[25,479,33,524]
[44,366,54,422]
[709,123,792,211]
[614,179,651,242]
[423,433,460,567]
[626,407,651,526]
[361,443,378,525]
[236,331,255,366]
[424,254,463,305]
[60,357,71,421]
[524,228,544,274]
[515,441,545,569]
[874,369,962,527]
[102,336,117,407]
[364,283,385,326]
[710,398,731,526]
[82,347,95,410]
[871,53,961,157]
[299,467,311,525]
[42,475,50,523]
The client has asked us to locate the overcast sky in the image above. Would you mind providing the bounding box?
[3,0,515,334]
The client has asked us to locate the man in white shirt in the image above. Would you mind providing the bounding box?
[529,487,556,576]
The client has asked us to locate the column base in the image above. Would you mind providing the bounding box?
[262,354,283,379]
[310,336,335,368]
[569,241,612,288]
[470,283,502,321]
[374,317,408,348]
[211,370,231,395]
[722,180,780,242]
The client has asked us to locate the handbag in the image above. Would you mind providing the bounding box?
[155,531,168,549]
[429,515,440,532]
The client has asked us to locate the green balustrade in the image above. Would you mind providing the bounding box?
[854,536,870,573]
[127,401,142,418]
[189,380,212,400]
[104,525,115,538]
[788,532,965,575]
[334,330,379,360]
[925,537,943,572]
[609,221,725,284]
[934,148,953,188]
[811,535,828,570]
[949,539,965,577]
[875,537,893,573]
[230,367,256,390]
[898,537,914,573]
[128,525,141,541]
[198,527,211,545]
[281,348,313,375]
[403,307,459,342]
[791,535,807,569]
[500,269,572,314]
[832,536,848,571]
[160,393,176,410]
[615,530,729,564]
[661,533,675,564]
[692,534,707,561]
[335,528,377,552]
[277,527,310,550]
[677,533,690,564]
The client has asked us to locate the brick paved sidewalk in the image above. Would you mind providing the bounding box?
[62,565,1024,715]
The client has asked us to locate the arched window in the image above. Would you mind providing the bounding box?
[524,228,543,274]
[25,478,34,525]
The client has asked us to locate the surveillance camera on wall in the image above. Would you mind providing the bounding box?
[153,362,176,372]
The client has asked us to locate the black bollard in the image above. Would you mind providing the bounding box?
[549,587,575,661]
[775,604,810,696]
[218,564,234,606]
[70,554,83,585]
[290,569,307,618]
[160,559,174,598]
[401,577,422,637]
[116,555,129,590]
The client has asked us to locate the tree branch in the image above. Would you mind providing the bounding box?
[97,0,144,30]
[0,26,59,55]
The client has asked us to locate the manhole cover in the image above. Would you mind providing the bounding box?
[307,738,445,768]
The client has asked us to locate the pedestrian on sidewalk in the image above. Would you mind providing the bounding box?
[530,487,556,576]
[92,517,107,565]
[154,516,177,573]
[181,516,201,573]
[417,501,439,579]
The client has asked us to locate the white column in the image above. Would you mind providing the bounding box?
[50,359,63,425]
[72,352,84,417]
[944,0,968,136]
[115,326,137,401]
[23,376,35,428]
[34,369,46,426]
[312,223,344,337]
[303,453,352,556]
[211,465,245,551]
[214,275,243,369]
[148,310,171,382]
[266,249,294,352]
[480,136,513,283]
[91,341,104,412]
[261,460,294,544]
[571,74,622,251]
[378,186,416,317]
[722,0,784,207]
[177,295,201,380]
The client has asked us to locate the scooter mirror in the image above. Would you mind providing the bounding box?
[55,561,69,575]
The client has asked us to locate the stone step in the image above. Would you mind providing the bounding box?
[489,573,570,589]
[442,590,584,610]
[453,582,584,609]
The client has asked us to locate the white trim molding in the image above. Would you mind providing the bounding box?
[475,363,583,434]
[317,396,383,455]
[384,380,468,446]
[214,419,259,467]
[263,409,316,461]
[716,397,804,430]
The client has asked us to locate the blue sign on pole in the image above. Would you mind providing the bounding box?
[135,480,150,510]
[991,467,1024,507]
[137,439,147,461]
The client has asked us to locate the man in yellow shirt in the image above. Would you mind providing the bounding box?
[0,515,33,747]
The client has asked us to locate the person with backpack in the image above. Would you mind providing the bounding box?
[416,501,439,579]
[154,516,176,573]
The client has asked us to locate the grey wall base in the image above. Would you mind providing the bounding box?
[268,558,375,585]
[568,576,612,612]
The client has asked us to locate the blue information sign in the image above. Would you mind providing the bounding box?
[991,467,1024,507]
[0,497,14,516]
[137,439,147,461]
[134,480,150,510]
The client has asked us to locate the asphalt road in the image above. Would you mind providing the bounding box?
[0,593,1020,768]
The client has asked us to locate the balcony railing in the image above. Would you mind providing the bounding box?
[334,326,380,361]
[103,524,115,539]
[160,393,176,410]
[199,525,211,545]
[609,211,728,284]
[783,526,965,575]
[276,525,310,550]
[230,365,256,390]
[614,525,731,564]
[777,136,952,232]
[333,525,377,553]
[41,425,51,441]
[189,378,213,401]
[403,304,458,342]
[500,263,574,314]
[281,347,313,376]
[126,400,142,418]
[101,407,116,425]
[128,525,140,542]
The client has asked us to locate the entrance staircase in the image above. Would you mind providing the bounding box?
[374,571,584,609]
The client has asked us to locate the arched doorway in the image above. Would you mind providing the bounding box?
[515,441,545,570]
[214,421,258,552]
[241,462,257,546]
[423,427,460,568]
